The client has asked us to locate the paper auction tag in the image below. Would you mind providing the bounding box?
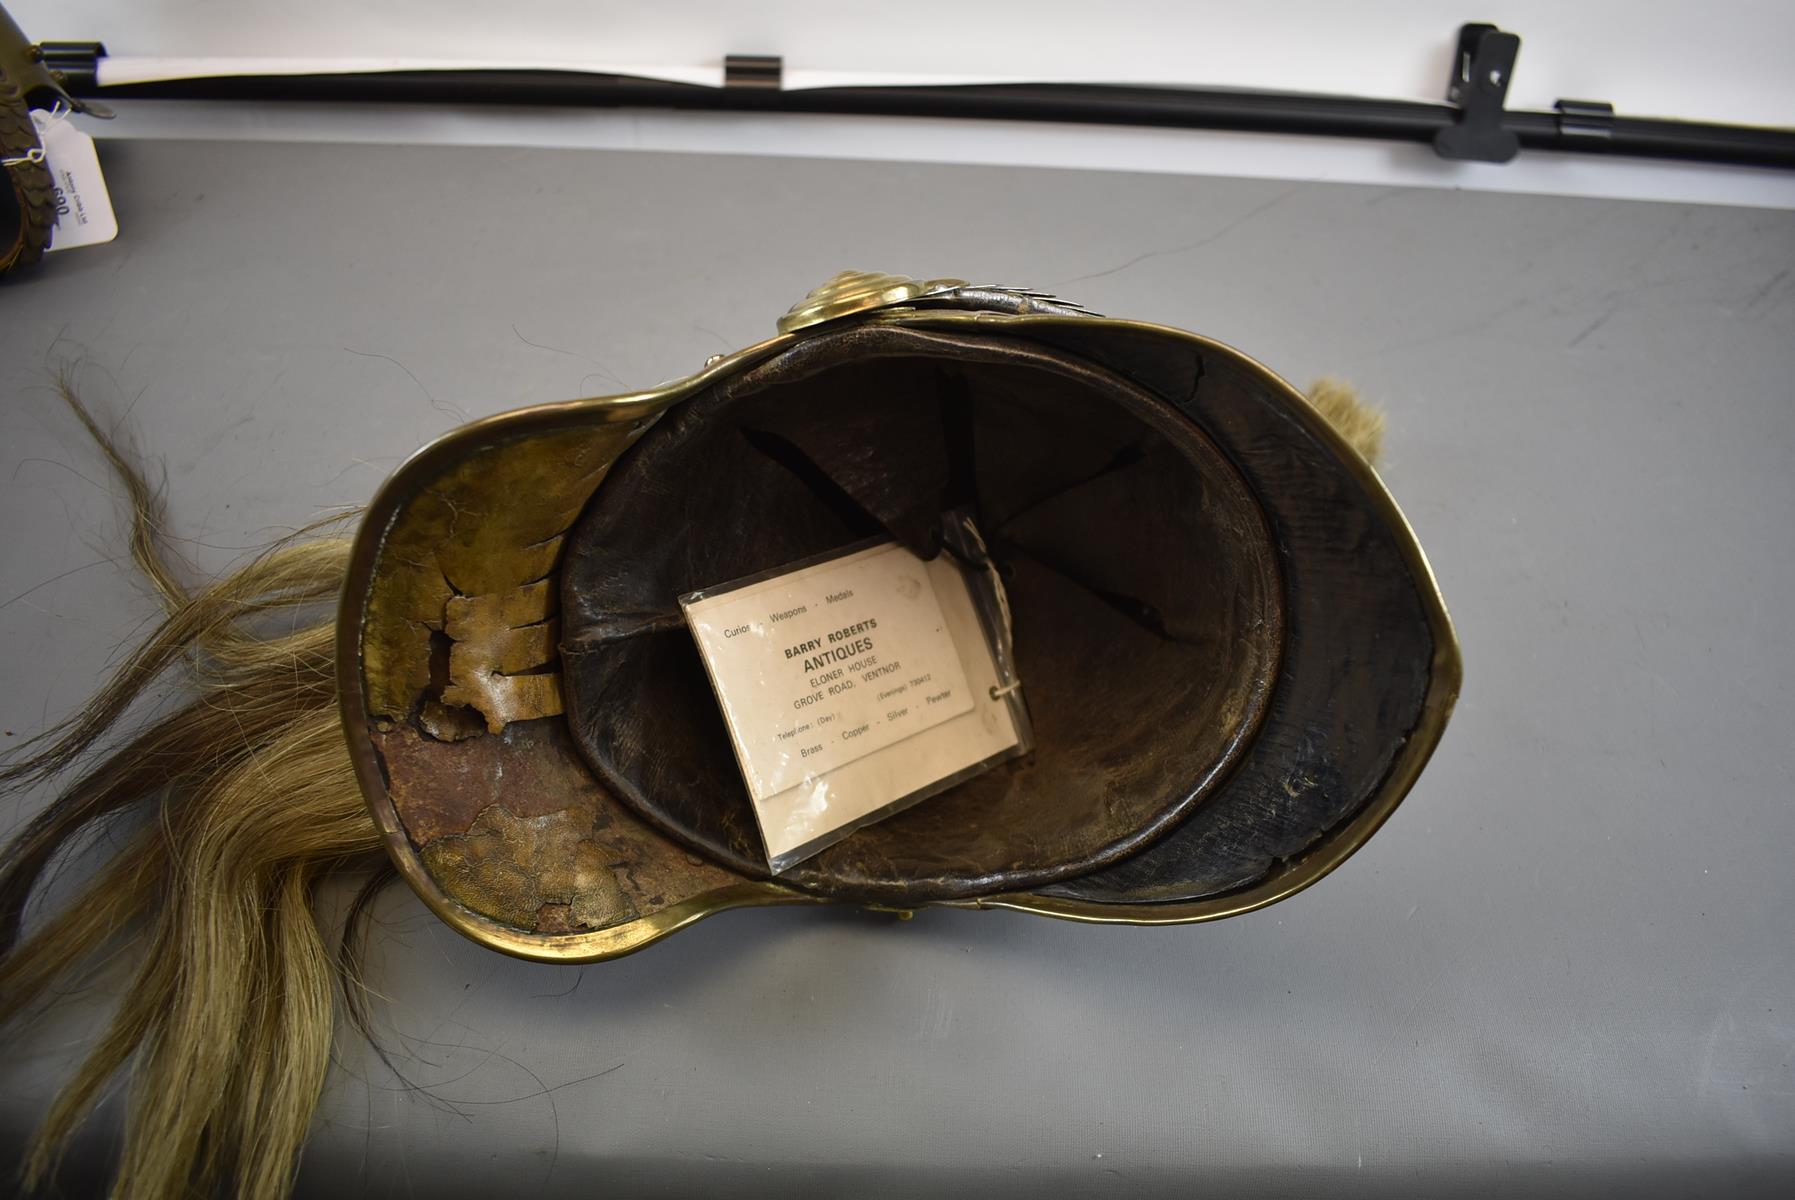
[682,537,1026,871]
[31,110,118,251]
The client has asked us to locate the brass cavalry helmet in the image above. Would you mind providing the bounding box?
[338,270,1461,961]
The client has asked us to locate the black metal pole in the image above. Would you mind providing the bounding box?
[53,70,1795,171]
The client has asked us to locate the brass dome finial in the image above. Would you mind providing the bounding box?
[776,270,967,334]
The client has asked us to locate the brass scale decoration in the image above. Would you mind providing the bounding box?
[339,270,1462,961]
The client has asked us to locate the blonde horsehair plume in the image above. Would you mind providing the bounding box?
[0,382,376,1200]
[0,374,1389,1199]
[1306,377,1385,465]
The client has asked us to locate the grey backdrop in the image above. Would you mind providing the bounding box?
[1,134,1791,1196]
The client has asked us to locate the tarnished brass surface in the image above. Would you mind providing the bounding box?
[342,337,814,960]
[374,717,747,934]
[440,578,563,731]
[339,276,1460,963]
[361,427,616,724]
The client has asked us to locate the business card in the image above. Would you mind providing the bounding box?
[682,534,1025,871]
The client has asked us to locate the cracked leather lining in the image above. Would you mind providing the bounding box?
[559,324,1283,905]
